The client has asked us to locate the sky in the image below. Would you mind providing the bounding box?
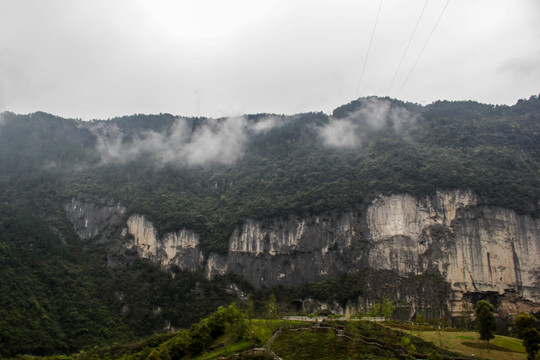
[0,0,539,120]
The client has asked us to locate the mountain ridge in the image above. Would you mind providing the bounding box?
[1,95,539,356]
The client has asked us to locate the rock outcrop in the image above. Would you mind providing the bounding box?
[66,190,540,315]
[66,198,126,239]
[124,214,203,272]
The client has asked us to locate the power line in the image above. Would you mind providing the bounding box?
[354,0,383,98]
[396,0,451,97]
[386,0,429,95]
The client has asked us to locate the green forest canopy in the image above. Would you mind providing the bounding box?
[1,95,538,252]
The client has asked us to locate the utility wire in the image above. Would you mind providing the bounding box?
[386,0,429,95]
[396,0,451,97]
[354,0,383,98]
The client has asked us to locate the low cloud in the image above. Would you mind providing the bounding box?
[249,116,286,134]
[356,98,392,131]
[92,115,287,167]
[318,98,417,149]
[182,117,247,166]
[319,119,361,149]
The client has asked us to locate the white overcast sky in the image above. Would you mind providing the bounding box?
[1,0,539,120]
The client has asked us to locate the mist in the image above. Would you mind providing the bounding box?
[92,115,287,167]
[91,99,417,167]
[319,119,361,149]
[317,98,417,149]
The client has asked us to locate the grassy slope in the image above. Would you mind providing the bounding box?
[16,318,532,360]
[403,330,527,360]
[202,318,531,360]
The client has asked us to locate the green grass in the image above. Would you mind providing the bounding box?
[269,320,459,360]
[491,336,526,353]
[456,335,476,340]
[188,325,529,360]
[250,319,285,343]
[403,330,527,360]
[193,319,303,359]
[15,317,530,360]
[461,341,516,353]
[272,330,365,360]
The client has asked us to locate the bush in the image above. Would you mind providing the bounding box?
[427,350,443,360]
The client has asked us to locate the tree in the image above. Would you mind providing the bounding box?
[515,313,540,360]
[475,300,496,351]
[382,298,395,322]
[246,298,255,324]
[416,309,427,338]
[187,322,211,355]
[515,313,537,337]
[398,298,410,322]
[522,328,540,360]
[400,336,416,354]
[266,293,279,319]
[459,301,473,331]
[416,309,427,325]
[368,303,381,317]
[427,350,443,360]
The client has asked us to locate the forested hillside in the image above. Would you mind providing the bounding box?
[0,95,539,357]
[2,96,539,252]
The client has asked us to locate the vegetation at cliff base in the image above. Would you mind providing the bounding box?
[514,313,540,360]
[9,306,464,360]
[13,304,533,360]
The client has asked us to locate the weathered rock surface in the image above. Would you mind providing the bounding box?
[66,190,540,314]
[66,198,125,239]
[124,214,203,271]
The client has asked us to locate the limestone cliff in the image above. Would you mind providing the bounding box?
[66,198,125,240]
[124,214,203,271]
[66,190,540,315]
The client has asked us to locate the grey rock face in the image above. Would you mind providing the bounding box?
[66,190,540,313]
[124,214,204,272]
[207,190,540,310]
[209,213,366,288]
[449,206,540,302]
[65,198,125,239]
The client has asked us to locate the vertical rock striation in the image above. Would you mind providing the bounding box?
[66,190,540,312]
[125,214,204,271]
[65,198,125,239]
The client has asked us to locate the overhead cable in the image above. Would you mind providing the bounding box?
[396,0,451,97]
[354,0,383,98]
[386,0,429,95]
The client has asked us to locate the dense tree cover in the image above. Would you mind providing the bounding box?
[0,208,126,357]
[255,270,450,321]
[0,207,242,357]
[70,304,247,360]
